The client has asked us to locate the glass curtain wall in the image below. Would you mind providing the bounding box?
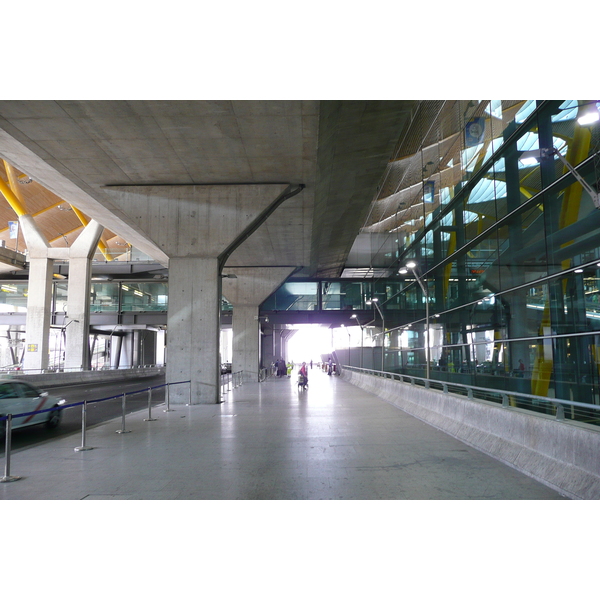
[387,100,600,416]
[261,280,412,312]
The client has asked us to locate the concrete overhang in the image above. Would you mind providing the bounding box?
[0,101,417,281]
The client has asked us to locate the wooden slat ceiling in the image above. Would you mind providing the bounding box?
[0,161,126,260]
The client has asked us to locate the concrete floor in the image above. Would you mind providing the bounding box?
[0,368,565,500]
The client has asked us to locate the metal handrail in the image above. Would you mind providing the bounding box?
[219,368,271,401]
[343,365,600,423]
[0,364,165,376]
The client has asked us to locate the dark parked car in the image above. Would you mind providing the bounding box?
[221,363,232,374]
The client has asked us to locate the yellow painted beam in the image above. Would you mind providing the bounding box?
[530,116,591,400]
[4,162,28,213]
[33,201,65,217]
[519,185,540,200]
[531,304,553,398]
[70,205,89,226]
[48,226,84,243]
[0,202,73,235]
[558,124,591,250]
[0,169,27,217]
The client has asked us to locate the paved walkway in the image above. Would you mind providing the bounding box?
[1,369,565,500]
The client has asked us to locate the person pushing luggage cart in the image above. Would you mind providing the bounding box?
[297,362,308,390]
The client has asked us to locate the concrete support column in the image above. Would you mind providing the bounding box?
[64,255,92,370]
[261,329,274,371]
[223,267,294,382]
[111,335,123,368]
[273,327,287,364]
[23,257,54,371]
[120,333,133,368]
[167,257,221,404]
[140,330,157,365]
[64,220,104,370]
[102,183,295,403]
[19,214,64,372]
[20,213,102,372]
[232,305,260,381]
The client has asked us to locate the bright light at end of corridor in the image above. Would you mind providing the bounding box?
[287,325,333,363]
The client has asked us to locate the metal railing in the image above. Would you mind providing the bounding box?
[219,370,246,402]
[0,364,165,376]
[1,379,190,483]
[219,368,272,401]
[343,365,600,427]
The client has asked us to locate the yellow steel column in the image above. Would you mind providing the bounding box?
[531,118,592,399]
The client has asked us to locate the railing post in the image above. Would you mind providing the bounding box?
[144,387,157,421]
[116,393,131,434]
[1,415,22,483]
[163,383,174,412]
[443,384,448,394]
[74,400,93,451]
[219,377,225,404]
[501,394,509,408]
[554,403,565,421]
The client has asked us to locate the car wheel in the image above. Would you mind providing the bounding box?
[46,407,62,429]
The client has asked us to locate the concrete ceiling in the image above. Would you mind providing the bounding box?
[0,100,417,279]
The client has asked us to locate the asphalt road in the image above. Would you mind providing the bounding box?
[4,375,168,452]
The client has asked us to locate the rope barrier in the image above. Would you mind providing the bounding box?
[0,379,191,484]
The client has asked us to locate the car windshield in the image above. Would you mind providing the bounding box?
[0,382,17,399]
[12,383,40,398]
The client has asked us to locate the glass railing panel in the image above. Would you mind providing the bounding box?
[91,282,119,312]
[261,282,318,311]
[0,282,28,312]
[584,268,600,330]
[121,282,168,312]
[322,281,368,311]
